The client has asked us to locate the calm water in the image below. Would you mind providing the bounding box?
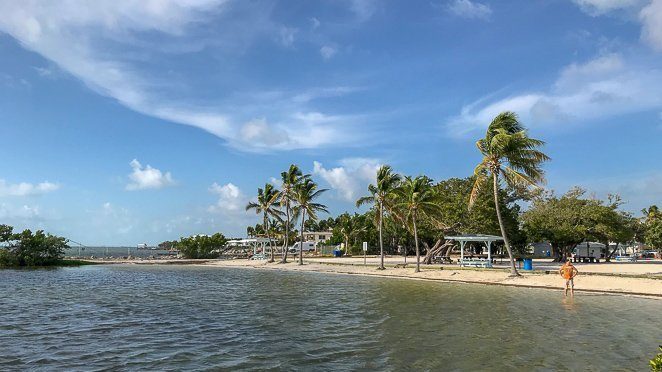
[63,246,176,258]
[0,265,660,371]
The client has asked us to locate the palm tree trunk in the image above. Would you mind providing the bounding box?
[413,214,420,273]
[265,214,274,263]
[378,201,385,270]
[281,203,290,263]
[299,210,306,265]
[493,172,519,276]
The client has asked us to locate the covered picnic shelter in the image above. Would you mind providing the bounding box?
[225,238,277,259]
[445,234,504,268]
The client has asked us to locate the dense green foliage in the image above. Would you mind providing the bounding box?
[176,233,227,259]
[0,224,70,267]
[522,188,635,260]
[643,206,662,252]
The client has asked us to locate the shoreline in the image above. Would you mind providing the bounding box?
[197,257,662,299]
[77,256,662,298]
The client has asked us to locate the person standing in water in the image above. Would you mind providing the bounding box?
[560,259,579,296]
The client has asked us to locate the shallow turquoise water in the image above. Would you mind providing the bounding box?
[0,265,659,371]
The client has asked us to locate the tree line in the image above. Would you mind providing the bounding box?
[0,224,70,267]
[173,111,660,273]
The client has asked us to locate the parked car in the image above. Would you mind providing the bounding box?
[288,241,316,254]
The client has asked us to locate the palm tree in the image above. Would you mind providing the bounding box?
[470,111,550,276]
[278,164,309,263]
[338,213,366,255]
[246,183,283,262]
[395,175,440,272]
[356,165,401,270]
[292,178,328,265]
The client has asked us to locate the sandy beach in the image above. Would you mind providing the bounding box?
[192,256,662,298]
[79,255,662,297]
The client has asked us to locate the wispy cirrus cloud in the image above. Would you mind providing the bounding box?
[446,53,662,135]
[446,0,492,20]
[0,1,369,152]
[572,0,662,51]
[0,179,59,197]
[572,0,646,16]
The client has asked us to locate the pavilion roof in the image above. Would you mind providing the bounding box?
[444,234,503,242]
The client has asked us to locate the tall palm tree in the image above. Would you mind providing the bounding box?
[246,183,283,262]
[470,111,550,276]
[338,213,366,255]
[395,176,440,272]
[356,165,401,270]
[292,178,328,265]
[279,164,309,263]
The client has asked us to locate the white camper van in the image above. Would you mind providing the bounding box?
[288,241,316,254]
[573,242,605,261]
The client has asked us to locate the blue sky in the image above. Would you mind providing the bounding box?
[0,0,661,245]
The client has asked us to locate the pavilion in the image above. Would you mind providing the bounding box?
[444,234,504,268]
[225,238,277,259]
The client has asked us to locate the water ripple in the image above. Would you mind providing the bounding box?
[0,265,660,371]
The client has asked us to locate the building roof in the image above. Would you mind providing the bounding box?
[444,234,503,242]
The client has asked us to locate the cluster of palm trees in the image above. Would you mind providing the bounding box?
[246,111,549,276]
[356,112,549,275]
[246,165,328,265]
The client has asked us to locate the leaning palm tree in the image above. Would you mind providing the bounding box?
[246,183,283,262]
[356,165,401,270]
[395,175,440,272]
[278,164,309,263]
[292,178,328,265]
[469,111,550,276]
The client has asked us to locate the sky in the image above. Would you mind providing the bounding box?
[0,0,661,245]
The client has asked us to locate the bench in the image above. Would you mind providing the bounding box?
[615,256,637,262]
[459,258,493,268]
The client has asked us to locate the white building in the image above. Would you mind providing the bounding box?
[303,231,332,245]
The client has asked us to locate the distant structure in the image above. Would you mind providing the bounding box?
[303,231,332,245]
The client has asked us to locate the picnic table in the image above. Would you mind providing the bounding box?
[458,258,493,268]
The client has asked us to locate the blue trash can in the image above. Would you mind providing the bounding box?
[523,258,533,270]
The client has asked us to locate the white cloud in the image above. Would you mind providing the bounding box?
[0,1,357,151]
[208,182,245,212]
[320,45,337,60]
[126,159,175,190]
[0,179,59,197]
[447,53,662,135]
[310,17,321,29]
[640,0,662,50]
[32,66,53,77]
[238,118,291,147]
[0,203,40,219]
[348,0,378,20]
[447,0,492,20]
[313,158,381,201]
[572,0,644,15]
[278,26,297,47]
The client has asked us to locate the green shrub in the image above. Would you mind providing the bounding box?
[0,225,69,267]
[177,233,227,259]
[651,346,662,372]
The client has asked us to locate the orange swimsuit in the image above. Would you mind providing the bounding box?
[561,264,576,279]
